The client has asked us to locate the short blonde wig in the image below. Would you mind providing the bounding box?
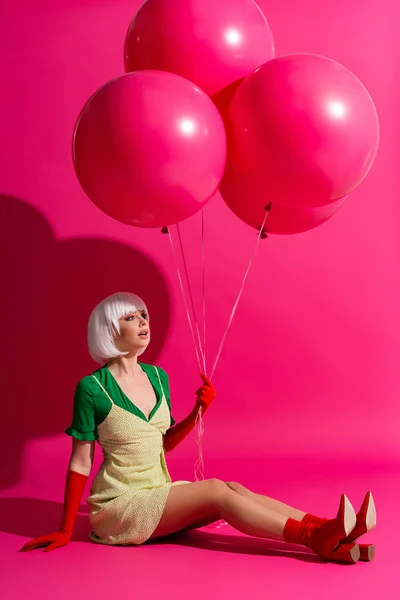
[88,292,149,364]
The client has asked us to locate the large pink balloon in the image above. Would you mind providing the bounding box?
[220,163,346,235]
[73,71,226,228]
[226,54,379,209]
[124,0,275,97]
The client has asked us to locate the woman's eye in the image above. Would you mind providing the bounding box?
[125,315,135,321]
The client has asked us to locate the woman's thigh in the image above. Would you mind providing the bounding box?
[149,479,227,539]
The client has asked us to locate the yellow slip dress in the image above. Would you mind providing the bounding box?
[87,367,190,545]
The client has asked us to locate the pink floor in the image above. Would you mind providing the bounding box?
[2,454,398,600]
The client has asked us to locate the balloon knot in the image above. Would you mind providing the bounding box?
[260,230,268,239]
[161,226,169,234]
[264,203,273,212]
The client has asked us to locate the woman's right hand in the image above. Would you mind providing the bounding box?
[19,464,90,553]
[20,528,71,553]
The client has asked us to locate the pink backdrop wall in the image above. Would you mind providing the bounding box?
[1,0,399,495]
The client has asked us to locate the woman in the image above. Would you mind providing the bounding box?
[21,292,376,563]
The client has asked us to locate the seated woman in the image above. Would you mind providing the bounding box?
[21,292,376,563]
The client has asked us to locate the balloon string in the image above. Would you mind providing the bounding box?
[195,212,207,482]
[195,404,226,527]
[176,223,207,374]
[164,227,203,373]
[210,205,271,380]
[194,406,205,481]
[165,205,270,486]
[194,204,271,488]
[163,219,207,482]
[201,211,207,376]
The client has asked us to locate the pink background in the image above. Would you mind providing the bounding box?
[1,0,399,598]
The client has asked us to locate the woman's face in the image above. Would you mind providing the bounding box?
[113,309,150,355]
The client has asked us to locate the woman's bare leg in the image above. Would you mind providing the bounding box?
[225,482,309,520]
[150,479,288,541]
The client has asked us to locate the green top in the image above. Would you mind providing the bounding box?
[65,363,175,441]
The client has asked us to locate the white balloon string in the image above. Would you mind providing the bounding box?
[164,227,203,373]
[210,205,271,380]
[194,213,207,482]
[200,206,271,528]
[164,221,207,482]
[176,223,207,374]
[194,205,271,490]
[165,204,271,490]
[201,211,207,377]
[194,406,205,481]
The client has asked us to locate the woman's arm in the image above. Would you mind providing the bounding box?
[20,440,95,552]
[163,374,216,453]
[69,438,95,476]
[164,406,199,452]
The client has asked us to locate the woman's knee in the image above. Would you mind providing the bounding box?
[225,481,243,493]
[206,478,230,507]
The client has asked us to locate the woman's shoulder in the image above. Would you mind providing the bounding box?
[75,365,107,395]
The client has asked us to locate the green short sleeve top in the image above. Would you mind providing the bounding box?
[65,363,175,441]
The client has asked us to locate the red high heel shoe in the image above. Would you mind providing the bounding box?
[342,491,376,561]
[302,491,376,562]
[284,494,359,564]
[343,491,376,540]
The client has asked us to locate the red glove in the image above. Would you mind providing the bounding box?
[164,374,216,453]
[20,469,88,552]
[195,374,216,415]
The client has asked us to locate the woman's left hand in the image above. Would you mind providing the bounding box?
[195,374,216,413]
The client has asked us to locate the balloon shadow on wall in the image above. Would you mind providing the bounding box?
[0,195,171,490]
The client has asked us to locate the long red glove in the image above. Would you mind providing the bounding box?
[164,374,216,453]
[20,469,88,552]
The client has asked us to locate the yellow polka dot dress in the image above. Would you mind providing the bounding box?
[66,366,190,546]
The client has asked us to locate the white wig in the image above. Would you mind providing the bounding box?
[88,292,149,364]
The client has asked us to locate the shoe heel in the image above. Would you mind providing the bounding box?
[324,543,360,564]
[359,543,375,562]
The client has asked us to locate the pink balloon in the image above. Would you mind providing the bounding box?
[220,163,346,235]
[125,0,275,97]
[73,71,226,228]
[226,54,379,208]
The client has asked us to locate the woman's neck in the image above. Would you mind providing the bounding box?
[106,355,141,377]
